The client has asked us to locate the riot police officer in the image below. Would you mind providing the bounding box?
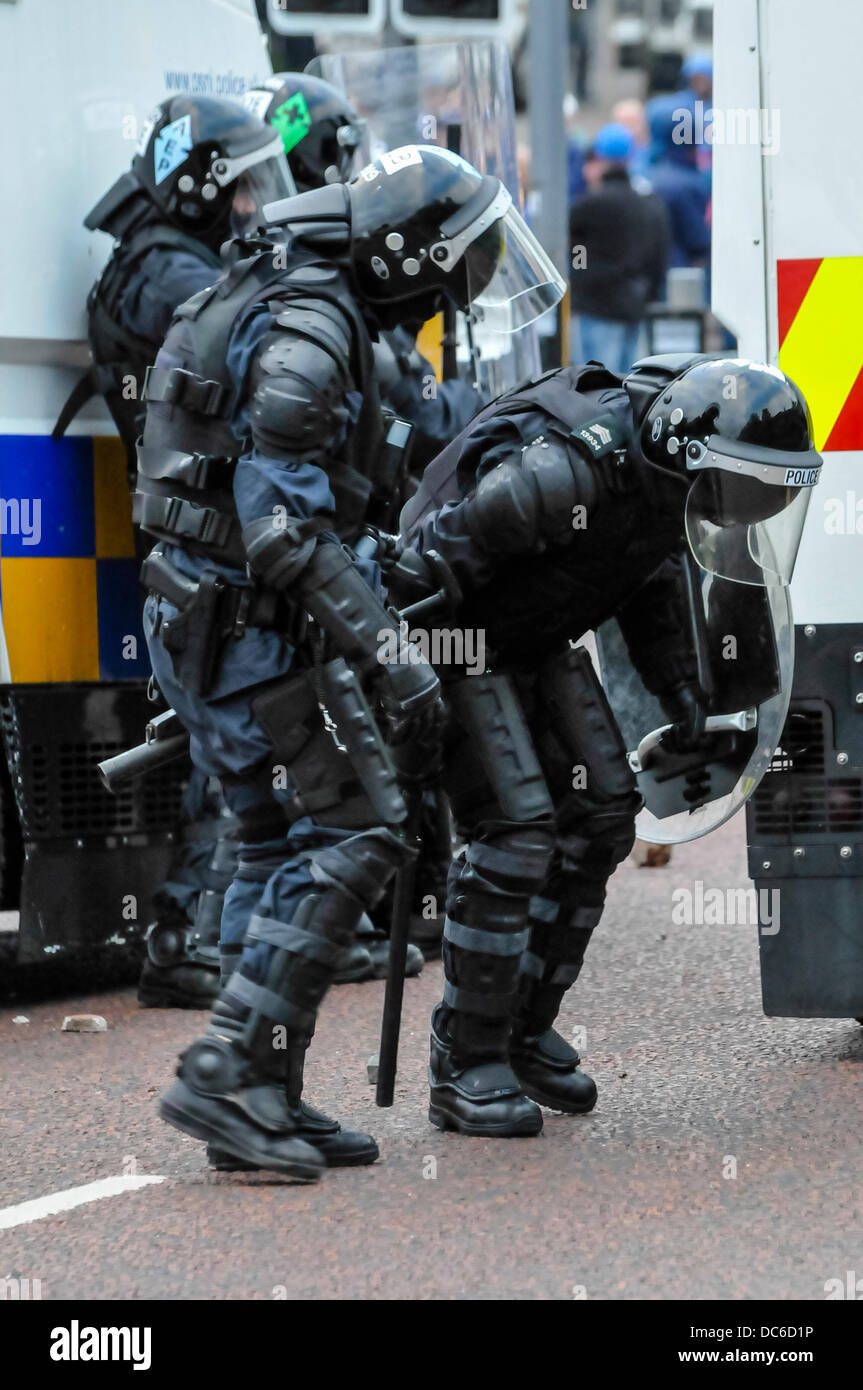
[60,95,293,474]
[242,73,488,971]
[390,353,822,1136]
[54,97,295,1012]
[243,72,483,474]
[140,147,563,1176]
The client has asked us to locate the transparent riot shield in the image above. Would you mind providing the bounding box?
[309,40,542,395]
[595,558,794,844]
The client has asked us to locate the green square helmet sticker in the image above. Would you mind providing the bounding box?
[272,92,313,154]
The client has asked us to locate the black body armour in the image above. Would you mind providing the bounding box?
[54,176,222,458]
[402,363,687,659]
[134,239,385,569]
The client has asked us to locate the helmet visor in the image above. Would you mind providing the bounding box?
[466,204,566,334]
[685,458,817,586]
[225,137,296,236]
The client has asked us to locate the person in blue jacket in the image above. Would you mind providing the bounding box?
[644,93,710,271]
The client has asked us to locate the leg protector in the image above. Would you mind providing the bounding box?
[517,644,640,1036]
[439,822,556,1060]
[191,831,238,973]
[510,647,639,1113]
[428,673,554,1137]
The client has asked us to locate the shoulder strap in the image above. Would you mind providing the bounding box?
[399,364,629,539]
[55,229,220,442]
[121,222,223,270]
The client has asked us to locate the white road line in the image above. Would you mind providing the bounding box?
[0,1176,166,1232]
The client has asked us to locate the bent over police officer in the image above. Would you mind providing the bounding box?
[137,146,563,1178]
[390,353,821,1137]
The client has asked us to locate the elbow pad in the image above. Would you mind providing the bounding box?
[463,439,598,554]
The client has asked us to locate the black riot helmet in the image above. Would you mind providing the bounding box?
[347,145,564,329]
[263,145,564,330]
[130,96,293,248]
[627,354,823,586]
[242,73,366,194]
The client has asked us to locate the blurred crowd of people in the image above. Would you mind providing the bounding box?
[564,54,716,374]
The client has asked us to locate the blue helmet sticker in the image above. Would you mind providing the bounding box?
[153,113,193,186]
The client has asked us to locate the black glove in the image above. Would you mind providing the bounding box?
[660,682,709,753]
[377,536,463,621]
[375,532,438,603]
[385,696,446,790]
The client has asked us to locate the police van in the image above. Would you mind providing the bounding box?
[0,0,270,978]
[713,0,863,1020]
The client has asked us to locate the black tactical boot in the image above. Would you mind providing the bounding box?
[159,1034,324,1180]
[428,1007,542,1136]
[332,939,375,984]
[162,872,393,1173]
[511,894,599,1114]
[206,1031,378,1170]
[333,915,424,984]
[358,913,424,980]
[207,1102,378,1169]
[427,822,555,1138]
[137,913,220,1010]
[510,1025,597,1114]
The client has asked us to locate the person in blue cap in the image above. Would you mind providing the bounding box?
[682,53,713,104]
[674,53,714,178]
[569,122,670,375]
[644,95,710,271]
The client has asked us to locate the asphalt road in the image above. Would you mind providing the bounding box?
[2,814,862,1301]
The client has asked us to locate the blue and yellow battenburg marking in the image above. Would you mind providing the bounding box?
[0,435,149,683]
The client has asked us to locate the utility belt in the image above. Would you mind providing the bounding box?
[142,548,306,699]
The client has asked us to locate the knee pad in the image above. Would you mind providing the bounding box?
[446,818,556,920]
[306,827,414,914]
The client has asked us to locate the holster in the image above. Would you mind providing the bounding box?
[155,567,227,699]
[142,548,290,699]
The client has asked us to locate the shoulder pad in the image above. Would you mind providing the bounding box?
[272,299,352,374]
[520,437,599,530]
[250,324,351,463]
[175,284,218,321]
[281,263,342,287]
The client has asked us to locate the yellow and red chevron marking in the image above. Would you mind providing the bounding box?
[778,256,863,452]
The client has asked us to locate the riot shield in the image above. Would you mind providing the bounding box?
[595,557,794,844]
[309,40,542,395]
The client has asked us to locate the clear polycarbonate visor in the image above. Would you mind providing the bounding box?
[226,136,296,236]
[683,437,821,586]
[458,198,566,334]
